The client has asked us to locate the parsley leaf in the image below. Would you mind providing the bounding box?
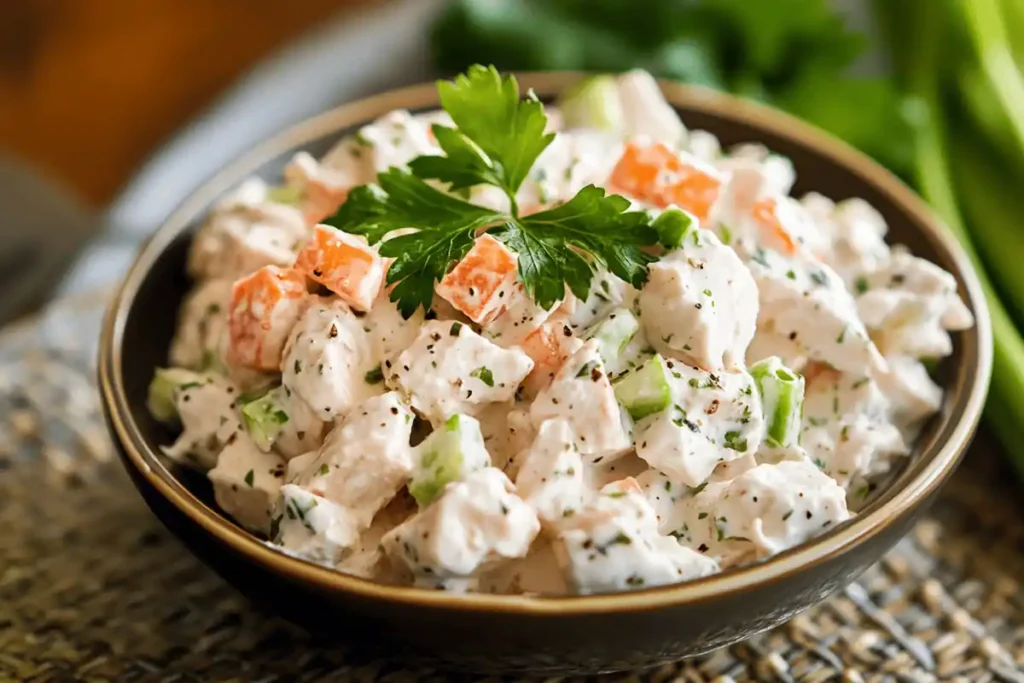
[494,186,658,308]
[328,66,659,317]
[409,65,555,214]
[327,167,506,317]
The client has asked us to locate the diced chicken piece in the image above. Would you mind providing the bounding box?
[639,228,758,371]
[188,200,309,282]
[876,355,943,429]
[208,432,287,534]
[473,402,521,471]
[497,409,538,480]
[632,359,765,487]
[564,270,632,332]
[389,319,534,424]
[801,195,893,287]
[295,392,414,529]
[516,315,585,399]
[280,297,381,421]
[616,70,687,146]
[800,365,907,490]
[435,234,518,325]
[381,468,540,584]
[856,248,974,359]
[483,284,559,347]
[283,110,441,224]
[716,144,796,200]
[714,158,819,258]
[710,453,760,481]
[530,341,632,463]
[281,151,351,225]
[634,469,693,535]
[293,225,383,311]
[744,326,808,372]
[335,492,417,582]
[697,460,850,559]
[552,480,718,595]
[270,484,360,566]
[285,450,318,483]
[514,129,625,210]
[608,142,724,222]
[170,278,233,371]
[515,419,586,525]
[364,290,425,369]
[228,266,309,371]
[161,375,243,470]
[353,109,441,174]
[687,129,722,164]
[748,247,886,375]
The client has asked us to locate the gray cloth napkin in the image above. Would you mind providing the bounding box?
[57,0,444,298]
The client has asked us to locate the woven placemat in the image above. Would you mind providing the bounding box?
[1,292,1023,683]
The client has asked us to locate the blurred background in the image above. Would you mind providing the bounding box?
[1,0,1023,464]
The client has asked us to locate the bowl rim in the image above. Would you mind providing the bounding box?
[99,71,992,615]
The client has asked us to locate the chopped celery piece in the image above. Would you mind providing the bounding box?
[241,387,290,452]
[588,309,640,365]
[408,414,491,506]
[750,356,805,448]
[147,368,205,423]
[652,208,695,250]
[266,185,305,205]
[559,75,624,132]
[613,354,672,420]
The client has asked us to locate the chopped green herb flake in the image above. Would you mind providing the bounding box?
[364,365,384,384]
[471,365,495,387]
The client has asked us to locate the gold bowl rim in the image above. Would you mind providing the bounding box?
[99,72,992,615]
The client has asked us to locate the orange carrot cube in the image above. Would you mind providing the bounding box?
[517,316,581,398]
[435,234,517,324]
[228,266,309,370]
[608,142,723,221]
[294,225,384,311]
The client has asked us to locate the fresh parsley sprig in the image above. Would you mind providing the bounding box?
[326,64,659,318]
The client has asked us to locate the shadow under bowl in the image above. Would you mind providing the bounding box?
[98,73,991,675]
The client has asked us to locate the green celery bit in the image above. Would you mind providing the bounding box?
[241,387,290,452]
[147,368,205,423]
[652,208,695,250]
[749,356,804,448]
[559,75,624,132]
[613,354,672,420]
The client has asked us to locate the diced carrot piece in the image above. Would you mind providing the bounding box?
[303,181,349,225]
[436,234,517,324]
[228,266,309,370]
[751,196,798,255]
[517,316,579,398]
[294,225,384,311]
[608,142,723,221]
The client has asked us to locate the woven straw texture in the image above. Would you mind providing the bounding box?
[1,291,1023,682]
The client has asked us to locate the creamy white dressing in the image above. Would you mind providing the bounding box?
[158,74,973,595]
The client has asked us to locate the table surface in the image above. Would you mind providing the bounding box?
[0,0,368,207]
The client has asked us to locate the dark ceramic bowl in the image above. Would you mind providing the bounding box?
[99,74,992,675]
